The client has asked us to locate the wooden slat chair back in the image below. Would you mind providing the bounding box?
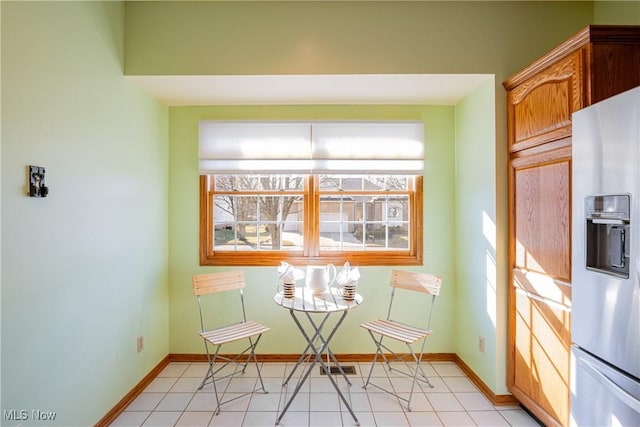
[390,269,442,295]
[387,269,441,331]
[192,271,270,415]
[193,271,250,329]
[360,269,443,411]
[193,270,246,295]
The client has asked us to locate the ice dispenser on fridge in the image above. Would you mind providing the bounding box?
[585,194,630,278]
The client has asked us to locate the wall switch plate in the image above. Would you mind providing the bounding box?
[29,165,48,197]
[137,336,144,353]
[478,336,485,353]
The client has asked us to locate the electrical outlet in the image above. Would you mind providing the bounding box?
[478,336,485,354]
[137,336,144,353]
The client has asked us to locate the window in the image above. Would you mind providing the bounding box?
[198,121,424,266]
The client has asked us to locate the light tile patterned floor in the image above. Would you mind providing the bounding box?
[111,361,541,427]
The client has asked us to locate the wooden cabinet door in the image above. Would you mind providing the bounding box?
[511,147,571,280]
[508,144,572,427]
[507,51,584,153]
[513,275,571,427]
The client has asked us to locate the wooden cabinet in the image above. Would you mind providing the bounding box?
[504,25,640,427]
[507,52,584,153]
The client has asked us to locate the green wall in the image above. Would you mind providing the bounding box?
[595,1,640,23]
[454,80,502,391]
[1,2,169,425]
[169,105,457,355]
[125,1,594,78]
[0,0,4,413]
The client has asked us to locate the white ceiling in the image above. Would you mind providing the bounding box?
[127,74,493,106]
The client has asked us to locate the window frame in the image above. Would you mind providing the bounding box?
[199,174,423,266]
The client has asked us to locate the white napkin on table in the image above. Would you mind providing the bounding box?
[336,262,360,285]
[277,262,304,284]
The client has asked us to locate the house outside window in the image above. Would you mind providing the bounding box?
[199,121,424,266]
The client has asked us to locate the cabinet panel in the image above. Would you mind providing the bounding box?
[513,288,571,426]
[512,152,571,282]
[590,43,640,104]
[508,52,583,153]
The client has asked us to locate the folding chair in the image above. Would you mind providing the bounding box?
[193,271,271,415]
[360,269,442,411]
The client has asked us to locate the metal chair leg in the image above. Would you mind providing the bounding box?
[248,335,268,394]
[363,333,385,389]
[201,343,223,415]
[362,333,435,411]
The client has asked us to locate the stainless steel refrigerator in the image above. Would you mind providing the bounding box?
[571,86,640,426]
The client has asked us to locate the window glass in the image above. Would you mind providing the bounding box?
[201,174,422,266]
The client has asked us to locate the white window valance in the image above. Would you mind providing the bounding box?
[198,121,424,174]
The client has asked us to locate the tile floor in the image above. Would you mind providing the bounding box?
[111,361,541,427]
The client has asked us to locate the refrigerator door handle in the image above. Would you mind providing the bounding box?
[581,356,640,414]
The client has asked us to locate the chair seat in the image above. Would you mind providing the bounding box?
[360,319,430,344]
[201,321,271,346]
